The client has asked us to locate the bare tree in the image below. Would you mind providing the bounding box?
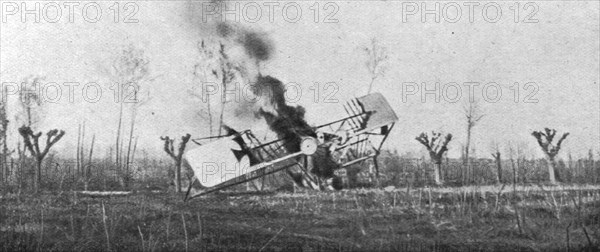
[463,100,484,183]
[415,132,453,185]
[160,134,191,192]
[76,121,86,181]
[363,38,388,94]
[588,149,595,183]
[85,134,96,190]
[0,87,9,184]
[190,40,222,137]
[531,128,569,184]
[507,142,517,191]
[18,126,65,192]
[212,43,243,136]
[77,121,95,190]
[76,123,81,180]
[123,87,150,187]
[190,40,246,137]
[106,44,151,188]
[491,141,502,184]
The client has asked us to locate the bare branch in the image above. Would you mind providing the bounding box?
[532,128,569,159]
[364,37,388,94]
[415,133,432,151]
[160,136,177,160]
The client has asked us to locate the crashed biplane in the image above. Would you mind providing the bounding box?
[183,92,398,200]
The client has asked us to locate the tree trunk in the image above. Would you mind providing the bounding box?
[3,141,8,184]
[175,160,181,193]
[119,130,126,188]
[367,76,376,94]
[433,162,443,185]
[0,155,3,183]
[372,158,380,187]
[547,156,558,184]
[85,135,95,191]
[80,123,86,188]
[17,145,23,194]
[495,155,502,184]
[588,151,595,183]
[125,103,137,187]
[465,129,471,184]
[116,103,125,188]
[0,87,7,184]
[35,159,42,192]
[77,123,81,177]
[510,155,516,189]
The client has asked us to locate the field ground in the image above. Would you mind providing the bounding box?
[1,184,600,251]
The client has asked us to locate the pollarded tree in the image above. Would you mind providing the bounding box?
[490,140,502,184]
[18,126,65,192]
[416,132,453,185]
[531,128,569,184]
[14,76,45,191]
[160,134,191,192]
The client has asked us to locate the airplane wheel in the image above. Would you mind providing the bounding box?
[300,137,318,155]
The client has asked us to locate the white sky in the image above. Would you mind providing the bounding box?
[0,1,598,160]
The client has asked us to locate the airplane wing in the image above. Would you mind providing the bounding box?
[184,136,254,188]
[184,131,318,198]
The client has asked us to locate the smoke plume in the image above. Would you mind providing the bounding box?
[215,23,274,63]
[186,0,335,181]
[254,75,316,152]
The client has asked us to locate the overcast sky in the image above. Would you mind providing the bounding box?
[1,1,598,160]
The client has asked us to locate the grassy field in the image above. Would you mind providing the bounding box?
[1,184,599,251]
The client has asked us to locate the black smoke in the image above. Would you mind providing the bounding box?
[253,76,338,180]
[215,22,274,63]
[253,75,315,153]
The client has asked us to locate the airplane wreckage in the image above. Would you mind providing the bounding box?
[183,76,398,200]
